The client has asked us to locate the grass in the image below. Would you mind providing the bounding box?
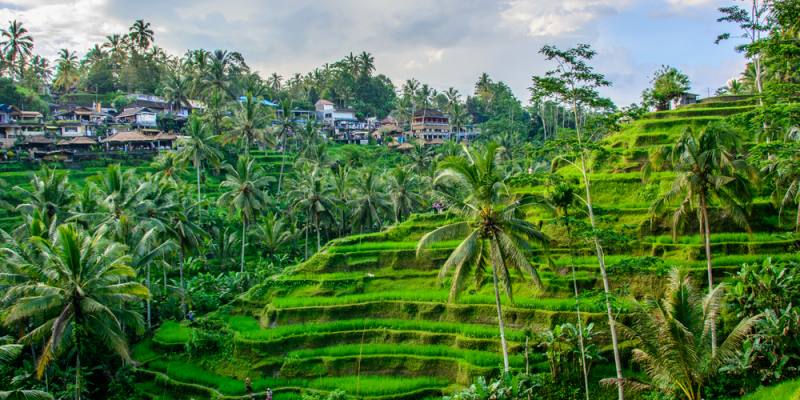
[740,379,800,400]
[147,359,448,396]
[152,321,193,345]
[232,317,528,342]
[287,343,528,368]
[269,290,607,312]
[328,240,461,254]
[306,376,448,396]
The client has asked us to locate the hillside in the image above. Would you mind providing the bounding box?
[131,96,800,399]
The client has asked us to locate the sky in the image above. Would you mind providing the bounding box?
[0,0,749,106]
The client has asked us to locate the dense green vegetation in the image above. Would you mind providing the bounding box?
[1,1,800,400]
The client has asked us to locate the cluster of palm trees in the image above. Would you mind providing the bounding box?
[394,78,471,133]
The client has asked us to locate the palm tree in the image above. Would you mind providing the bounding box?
[620,269,760,400]
[289,165,334,257]
[331,164,351,237]
[267,73,282,93]
[52,49,79,93]
[1,20,34,81]
[350,168,390,232]
[218,156,272,272]
[256,211,293,259]
[204,49,234,98]
[550,181,590,399]
[228,92,266,157]
[416,142,549,373]
[164,200,204,317]
[274,99,296,194]
[178,115,222,208]
[357,51,375,77]
[388,167,425,222]
[2,224,148,400]
[650,123,753,355]
[128,19,154,51]
[409,142,433,175]
[14,167,75,227]
[163,67,192,113]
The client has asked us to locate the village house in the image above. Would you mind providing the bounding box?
[671,92,700,109]
[409,108,450,142]
[115,107,158,128]
[0,105,46,148]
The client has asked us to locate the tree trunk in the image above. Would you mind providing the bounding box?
[795,200,799,232]
[491,262,510,373]
[316,213,321,252]
[700,196,717,356]
[75,349,81,400]
[565,213,591,400]
[179,249,186,318]
[240,219,247,273]
[573,104,624,400]
[146,263,151,329]
[277,133,288,194]
[196,158,202,224]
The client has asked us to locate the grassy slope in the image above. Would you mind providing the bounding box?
[87,97,796,399]
[739,380,800,400]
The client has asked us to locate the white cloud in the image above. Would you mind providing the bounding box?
[501,0,635,37]
[0,0,126,61]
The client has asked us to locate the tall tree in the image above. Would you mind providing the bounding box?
[651,123,753,355]
[289,165,334,257]
[417,143,548,372]
[2,224,148,400]
[177,115,222,210]
[218,156,271,272]
[350,168,390,232]
[52,49,79,93]
[716,1,769,105]
[534,43,625,399]
[388,167,425,222]
[128,19,154,51]
[273,99,296,194]
[621,269,760,400]
[0,20,34,81]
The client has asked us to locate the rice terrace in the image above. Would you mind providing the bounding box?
[0,1,799,400]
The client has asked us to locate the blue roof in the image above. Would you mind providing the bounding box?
[238,96,278,107]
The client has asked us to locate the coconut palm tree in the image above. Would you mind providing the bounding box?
[163,67,192,113]
[289,165,334,257]
[331,164,352,237]
[129,19,154,51]
[274,99,296,194]
[650,123,753,354]
[178,115,222,208]
[416,142,549,372]
[2,224,148,400]
[350,168,390,232]
[256,211,293,259]
[14,167,75,227]
[218,156,272,272]
[1,20,34,81]
[357,51,375,77]
[164,199,204,317]
[409,142,433,175]
[388,167,425,222]
[228,92,267,157]
[550,181,590,399]
[52,49,79,93]
[621,269,761,400]
[204,49,234,98]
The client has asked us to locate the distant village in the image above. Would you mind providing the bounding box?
[0,94,480,162]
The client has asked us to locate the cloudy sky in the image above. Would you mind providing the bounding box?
[0,0,748,105]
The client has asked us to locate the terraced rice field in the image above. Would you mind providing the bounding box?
[127,97,798,398]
